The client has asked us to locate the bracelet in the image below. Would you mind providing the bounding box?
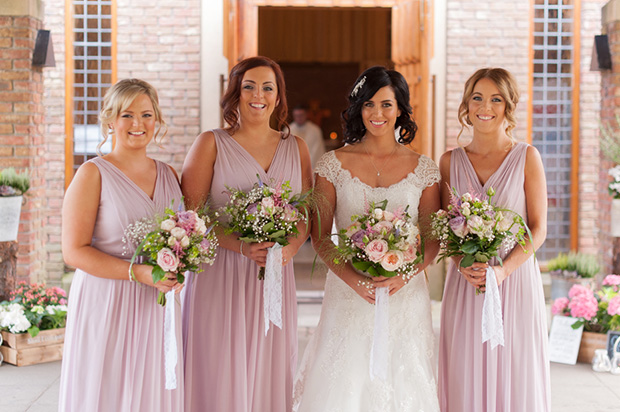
[239,241,244,257]
[128,261,135,282]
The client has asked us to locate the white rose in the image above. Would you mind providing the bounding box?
[181,236,190,247]
[168,236,177,247]
[160,219,176,232]
[382,210,395,222]
[373,208,384,220]
[170,227,186,240]
[462,207,471,217]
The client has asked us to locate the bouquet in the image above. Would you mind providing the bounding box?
[0,282,67,337]
[552,274,620,333]
[431,187,531,272]
[124,202,218,305]
[334,199,423,280]
[221,175,311,280]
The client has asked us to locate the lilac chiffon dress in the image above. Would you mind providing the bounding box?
[439,142,551,412]
[182,129,300,412]
[58,157,184,412]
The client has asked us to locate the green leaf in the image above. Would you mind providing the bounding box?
[263,221,275,232]
[571,320,585,330]
[177,273,185,284]
[460,254,475,267]
[461,240,479,254]
[268,230,286,239]
[152,265,166,284]
[28,325,40,338]
[474,252,489,263]
[352,260,372,272]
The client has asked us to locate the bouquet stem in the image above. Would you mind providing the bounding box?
[258,266,265,280]
[158,291,167,306]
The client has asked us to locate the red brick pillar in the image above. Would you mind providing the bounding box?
[602,0,620,273]
[0,1,46,285]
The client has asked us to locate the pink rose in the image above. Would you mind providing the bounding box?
[261,196,275,212]
[381,250,404,272]
[282,204,298,222]
[372,221,394,235]
[382,210,395,222]
[157,248,179,272]
[449,216,468,238]
[551,297,569,315]
[345,222,362,237]
[403,243,418,263]
[365,239,389,262]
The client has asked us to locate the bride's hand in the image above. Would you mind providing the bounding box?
[347,273,376,304]
[372,275,407,296]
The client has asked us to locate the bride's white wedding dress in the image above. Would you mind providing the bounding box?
[293,151,441,412]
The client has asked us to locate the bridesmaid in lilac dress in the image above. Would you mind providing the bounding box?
[438,68,551,412]
[181,56,313,412]
[59,79,184,411]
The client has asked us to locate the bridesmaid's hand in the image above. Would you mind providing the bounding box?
[491,265,508,287]
[372,275,408,296]
[241,241,275,267]
[347,273,376,304]
[459,261,488,291]
[132,265,184,294]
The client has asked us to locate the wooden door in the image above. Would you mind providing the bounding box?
[392,0,432,157]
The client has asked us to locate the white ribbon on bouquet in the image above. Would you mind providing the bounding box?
[481,267,505,349]
[164,289,178,390]
[264,243,284,336]
[370,286,389,381]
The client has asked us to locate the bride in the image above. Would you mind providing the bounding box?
[293,66,441,411]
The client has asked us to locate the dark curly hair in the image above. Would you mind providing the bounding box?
[341,66,417,145]
[221,56,290,137]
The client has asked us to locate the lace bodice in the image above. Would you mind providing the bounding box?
[315,150,441,231]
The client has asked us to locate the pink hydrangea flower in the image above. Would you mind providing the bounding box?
[603,275,620,287]
[568,294,599,321]
[568,284,594,299]
[551,297,569,315]
[608,295,620,317]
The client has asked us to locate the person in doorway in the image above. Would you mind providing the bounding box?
[289,103,326,170]
[438,68,550,412]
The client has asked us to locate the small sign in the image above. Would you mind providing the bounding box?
[549,316,584,365]
[607,330,620,362]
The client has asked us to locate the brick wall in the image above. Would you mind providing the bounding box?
[601,0,620,272]
[0,10,46,283]
[116,0,202,172]
[43,0,67,285]
[445,0,530,148]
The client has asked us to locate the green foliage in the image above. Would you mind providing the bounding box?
[547,252,600,278]
[0,168,30,196]
[600,115,620,165]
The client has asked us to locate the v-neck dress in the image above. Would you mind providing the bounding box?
[181,128,301,412]
[58,157,184,412]
[438,142,551,412]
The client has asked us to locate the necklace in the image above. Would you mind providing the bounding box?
[363,142,400,177]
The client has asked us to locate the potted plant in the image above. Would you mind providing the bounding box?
[548,252,600,300]
[551,275,620,363]
[0,281,67,366]
[0,168,30,242]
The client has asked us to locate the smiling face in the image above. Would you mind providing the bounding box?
[110,93,156,150]
[238,66,278,125]
[361,86,401,140]
[467,77,507,136]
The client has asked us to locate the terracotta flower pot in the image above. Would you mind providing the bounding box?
[577,331,608,364]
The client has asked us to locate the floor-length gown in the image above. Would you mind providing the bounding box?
[293,151,441,412]
[58,157,184,412]
[439,142,551,412]
[182,129,300,412]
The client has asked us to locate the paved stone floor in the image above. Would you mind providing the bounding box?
[2,243,620,411]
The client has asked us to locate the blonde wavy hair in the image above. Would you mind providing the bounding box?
[97,78,167,154]
[456,68,520,145]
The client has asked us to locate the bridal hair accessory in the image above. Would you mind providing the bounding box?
[351,76,366,97]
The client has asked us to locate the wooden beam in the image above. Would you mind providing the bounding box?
[570,0,581,251]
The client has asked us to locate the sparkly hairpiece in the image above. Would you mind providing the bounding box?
[350,76,366,97]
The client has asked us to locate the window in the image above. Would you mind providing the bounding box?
[532,0,575,260]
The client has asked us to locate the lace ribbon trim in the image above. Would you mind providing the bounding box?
[481,267,505,348]
[264,244,284,335]
[164,289,177,390]
[370,286,389,381]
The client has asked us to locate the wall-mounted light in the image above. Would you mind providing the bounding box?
[32,30,55,67]
[591,35,611,71]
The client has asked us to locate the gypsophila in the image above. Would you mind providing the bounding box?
[334,199,423,283]
[220,174,312,280]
